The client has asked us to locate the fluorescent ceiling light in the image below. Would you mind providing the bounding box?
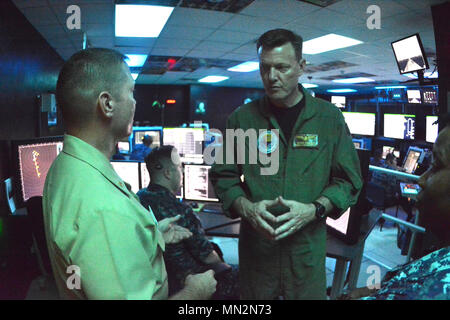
[332,77,374,84]
[115,4,174,38]
[228,61,259,72]
[198,76,229,83]
[125,54,147,67]
[131,73,139,80]
[303,34,363,55]
[301,83,318,88]
[327,89,357,93]
[375,86,407,89]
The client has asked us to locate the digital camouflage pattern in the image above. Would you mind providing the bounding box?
[363,247,450,300]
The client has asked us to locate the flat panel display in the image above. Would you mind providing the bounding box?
[342,112,376,136]
[184,164,218,202]
[383,114,415,140]
[426,116,439,143]
[110,161,140,194]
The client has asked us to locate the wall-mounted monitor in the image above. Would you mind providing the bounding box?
[407,90,421,104]
[131,126,162,150]
[391,33,429,75]
[331,96,346,108]
[384,114,415,140]
[423,89,438,104]
[163,127,204,164]
[352,138,364,149]
[426,116,439,143]
[110,161,140,194]
[342,112,376,136]
[11,136,64,208]
[183,164,218,202]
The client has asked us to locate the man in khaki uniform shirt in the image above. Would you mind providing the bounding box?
[210,29,362,299]
[43,48,216,299]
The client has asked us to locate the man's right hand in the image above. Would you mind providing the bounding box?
[233,197,278,240]
[184,270,217,300]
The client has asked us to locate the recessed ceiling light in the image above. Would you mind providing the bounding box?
[301,83,318,88]
[303,34,363,55]
[125,54,148,67]
[332,77,375,84]
[327,89,357,93]
[115,4,174,38]
[198,76,229,83]
[228,61,259,72]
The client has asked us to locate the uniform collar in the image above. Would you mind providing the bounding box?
[258,84,317,122]
[62,134,131,196]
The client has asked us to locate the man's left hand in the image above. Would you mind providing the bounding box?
[158,215,193,244]
[274,196,316,241]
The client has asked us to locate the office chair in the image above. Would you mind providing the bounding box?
[365,181,400,231]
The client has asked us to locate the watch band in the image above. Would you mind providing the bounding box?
[313,201,326,220]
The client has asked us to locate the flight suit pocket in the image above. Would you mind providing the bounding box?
[289,244,315,281]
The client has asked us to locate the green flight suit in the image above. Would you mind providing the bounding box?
[210,86,363,299]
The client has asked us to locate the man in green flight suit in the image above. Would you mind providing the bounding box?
[210,29,363,299]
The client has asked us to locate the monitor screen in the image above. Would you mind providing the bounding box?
[342,112,376,136]
[17,140,63,203]
[331,96,346,108]
[426,116,439,143]
[382,146,400,159]
[391,33,429,75]
[110,161,140,194]
[138,162,183,199]
[423,89,437,104]
[134,130,161,148]
[384,114,415,140]
[183,164,218,202]
[163,128,204,163]
[407,90,421,104]
[353,141,361,149]
[117,141,130,153]
[402,147,423,174]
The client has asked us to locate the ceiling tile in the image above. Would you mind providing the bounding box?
[20,6,60,25]
[221,14,283,34]
[206,30,258,45]
[239,0,320,23]
[159,25,216,41]
[167,7,234,28]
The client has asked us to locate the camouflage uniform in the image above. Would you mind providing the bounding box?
[137,184,239,300]
[362,247,450,300]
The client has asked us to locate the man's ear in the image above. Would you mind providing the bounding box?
[298,58,306,76]
[98,91,114,119]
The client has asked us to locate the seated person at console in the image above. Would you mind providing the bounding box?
[341,118,450,300]
[137,146,240,300]
[130,135,153,161]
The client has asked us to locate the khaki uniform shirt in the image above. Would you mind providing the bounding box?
[43,134,168,299]
[210,86,363,299]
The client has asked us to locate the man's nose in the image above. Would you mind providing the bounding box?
[268,67,277,81]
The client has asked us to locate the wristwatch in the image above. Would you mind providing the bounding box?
[312,201,326,220]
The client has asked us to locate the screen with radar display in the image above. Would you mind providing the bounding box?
[184,164,218,202]
[18,141,63,202]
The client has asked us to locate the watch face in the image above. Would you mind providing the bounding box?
[314,202,326,219]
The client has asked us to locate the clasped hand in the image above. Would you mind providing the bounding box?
[244,196,316,241]
[158,215,192,244]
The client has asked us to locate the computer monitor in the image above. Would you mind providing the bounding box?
[352,138,364,149]
[423,89,437,104]
[331,96,346,108]
[117,141,130,153]
[11,136,64,207]
[138,162,183,199]
[132,127,162,149]
[426,116,439,143]
[383,114,415,140]
[342,112,376,136]
[407,90,421,104]
[110,161,140,194]
[391,33,429,75]
[163,127,204,164]
[402,147,423,174]
[183,164,218,202]
[382,146,400,159]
